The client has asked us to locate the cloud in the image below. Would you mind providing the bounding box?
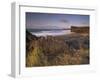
[81,22,87,25]
[60,19,69,23]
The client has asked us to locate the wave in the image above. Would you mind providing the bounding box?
[31,30,71,37]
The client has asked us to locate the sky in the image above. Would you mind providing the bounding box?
[26,12,89,29]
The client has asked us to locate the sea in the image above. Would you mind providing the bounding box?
[28,29,71,37]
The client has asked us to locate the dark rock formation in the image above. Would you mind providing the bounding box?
[26,30,38,42]
[66,39,80,50]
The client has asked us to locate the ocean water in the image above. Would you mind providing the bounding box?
[30,29,71,37]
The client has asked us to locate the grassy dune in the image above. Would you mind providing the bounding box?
[26,29,89,67]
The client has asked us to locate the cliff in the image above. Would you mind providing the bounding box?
[71,26,89,33]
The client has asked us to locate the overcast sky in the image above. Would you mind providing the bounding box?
[26,12,89,29]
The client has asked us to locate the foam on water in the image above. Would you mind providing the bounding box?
[31,30,71,37]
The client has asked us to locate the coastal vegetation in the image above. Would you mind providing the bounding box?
[26,26,89,67]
